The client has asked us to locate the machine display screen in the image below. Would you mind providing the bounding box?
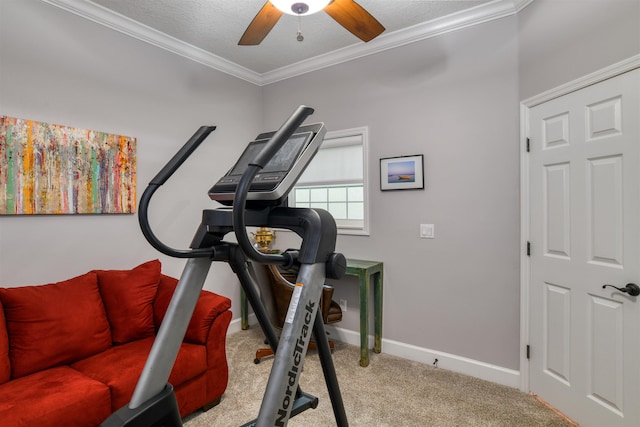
[229,132,312,176]
[208,123,324,206]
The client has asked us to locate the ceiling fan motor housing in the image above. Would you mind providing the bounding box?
[291,3,310,14]
[271,0,331,16]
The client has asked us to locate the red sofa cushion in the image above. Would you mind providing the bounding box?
[0,272,112,378]
[153,275,232,344]
[188,291,233,344]
[97,260,161,344]
[72,336,207,411]
[0,298,9,385]
[153,275,180,329]
[0,366,111,427]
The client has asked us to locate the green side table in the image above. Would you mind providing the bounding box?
[344,259,384,367]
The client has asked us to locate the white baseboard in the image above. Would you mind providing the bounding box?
[228,318,520,390]
[325,326,520,389]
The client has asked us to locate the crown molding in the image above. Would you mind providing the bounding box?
[40,0,263,85]
[513,0,536,13]
[262,0,521,84]
[521,54,640,108]
[41,0,524,87]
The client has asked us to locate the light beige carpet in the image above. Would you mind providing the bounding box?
[184,328,574,426]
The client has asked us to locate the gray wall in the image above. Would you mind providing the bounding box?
[518,0,640,100]
[263,16,522,369]
[0,0,262,307]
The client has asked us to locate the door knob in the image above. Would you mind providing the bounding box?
[602,283,640,297]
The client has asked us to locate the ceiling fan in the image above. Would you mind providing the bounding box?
[239,0,385,45]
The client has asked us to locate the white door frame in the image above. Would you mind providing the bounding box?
[519,54,640,392]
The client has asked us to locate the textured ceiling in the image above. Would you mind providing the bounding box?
[87,0,495,74]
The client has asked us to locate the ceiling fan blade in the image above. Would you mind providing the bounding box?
[239,1,283,45]
[324,0,385,42]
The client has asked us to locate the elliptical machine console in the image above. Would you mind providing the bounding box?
[101,106,348,427]
[209,123,325,206]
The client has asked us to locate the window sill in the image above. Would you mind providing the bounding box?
[337,228,370,236]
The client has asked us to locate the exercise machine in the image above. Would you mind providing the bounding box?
[101,105,348,427]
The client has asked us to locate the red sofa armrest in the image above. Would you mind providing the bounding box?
[153,275,231,344]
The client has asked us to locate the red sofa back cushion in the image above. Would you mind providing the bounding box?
[0,272,112,379]
[96,260,161,344]
[153,275,232,344]
[0,298,10,384]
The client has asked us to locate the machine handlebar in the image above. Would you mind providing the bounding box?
[151,126,216,186]
[138,126,217,258]
[137,105,315,262]
[232,105,315,265]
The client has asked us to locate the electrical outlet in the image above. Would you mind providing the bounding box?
[339,299,347,312]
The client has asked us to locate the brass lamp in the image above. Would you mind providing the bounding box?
[251,227,277,252]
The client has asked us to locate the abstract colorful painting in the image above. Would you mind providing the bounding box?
[0,116,136,214]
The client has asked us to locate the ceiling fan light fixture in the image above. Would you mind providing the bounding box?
[271,0,331,16]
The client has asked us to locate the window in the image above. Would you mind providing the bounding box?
[290,127,369,235]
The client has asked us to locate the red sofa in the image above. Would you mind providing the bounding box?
[0,260,232,427]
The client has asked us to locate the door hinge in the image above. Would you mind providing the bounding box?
[526,345,530,359]
[527,241,531,256]
[526,137,530,153]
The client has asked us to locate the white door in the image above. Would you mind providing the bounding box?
[528,68,640,427]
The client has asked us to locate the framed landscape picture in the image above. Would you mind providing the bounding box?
[380,154,424,191]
